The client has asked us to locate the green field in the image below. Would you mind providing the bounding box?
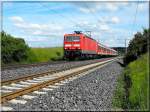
[27,47,64,63]
[112,53,149,110]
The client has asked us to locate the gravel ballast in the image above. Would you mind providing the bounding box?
[4,59,123,111]
[1,58,110,81]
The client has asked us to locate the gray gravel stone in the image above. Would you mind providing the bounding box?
[4,59,123,111]
[1,58,108,81]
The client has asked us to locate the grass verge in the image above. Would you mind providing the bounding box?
[2,47,64,65]
[112,53,149,111]
[112,72,126,110]
[27,47,64,63]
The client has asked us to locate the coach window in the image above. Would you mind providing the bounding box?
[66,36,72,41]
[66,36,80,42]
[73,36,80,42]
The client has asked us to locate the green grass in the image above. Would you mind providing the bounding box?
[128,53,149,110]
[112,53,149,110]
[16,47,64,64]
[27,47,64,63]
[112,72,126,110]
[2,47,64,65]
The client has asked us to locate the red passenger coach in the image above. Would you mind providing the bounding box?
[64,31,117,59]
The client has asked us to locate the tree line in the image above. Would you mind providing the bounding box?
[124,28,150,65]
[1,31,63,64]
[1,31,30,64]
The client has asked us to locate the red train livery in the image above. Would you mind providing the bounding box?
[64,31,117,59]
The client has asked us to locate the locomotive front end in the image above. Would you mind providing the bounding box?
[64,33,81,59]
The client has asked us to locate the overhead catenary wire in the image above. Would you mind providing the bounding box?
[83,3,110,43]
[113,2,139,52]
[39,3,88,33]
[39,2,139,49]
[123,1,139,53]
[84,3,103,26]
[86,2,140,51]
[131,1,139,36]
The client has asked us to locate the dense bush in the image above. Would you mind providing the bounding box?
[124,28,149,65]
[1,31,30,64]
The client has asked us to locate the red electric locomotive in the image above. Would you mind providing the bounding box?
[64,31,117,59]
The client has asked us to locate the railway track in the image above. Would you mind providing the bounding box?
[1,58,116,71]
[1,57,117,107]
[1,58,112,83]
[1,61,67,70]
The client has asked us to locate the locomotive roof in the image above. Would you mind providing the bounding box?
[84,34,97,42]
[64,33,96,42]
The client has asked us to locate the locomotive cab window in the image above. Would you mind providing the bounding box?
[65,36,80,42]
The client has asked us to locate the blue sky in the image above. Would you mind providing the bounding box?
[2,1,149,47]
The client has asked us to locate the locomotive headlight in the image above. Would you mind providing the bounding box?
[65,44,71,47]
[74,44,80,47]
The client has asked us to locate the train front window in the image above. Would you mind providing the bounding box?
[66,36,80,42]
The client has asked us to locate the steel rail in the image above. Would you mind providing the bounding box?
[1,58,116,104]
[1,61,67,70]
[2,58,112,70]
[1,58,112,85]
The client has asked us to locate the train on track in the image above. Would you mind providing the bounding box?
[64,31,118,59]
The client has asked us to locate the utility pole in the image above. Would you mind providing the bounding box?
[125,39,127,54]
[125,38,130,54]
[116,38,130,55]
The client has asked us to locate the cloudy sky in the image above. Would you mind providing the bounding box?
[2,1,149,47]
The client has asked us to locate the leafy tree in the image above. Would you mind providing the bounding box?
[124,28,149,65]
[142,28,150,52]
[1,31,30,64]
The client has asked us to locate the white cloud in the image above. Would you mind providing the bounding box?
[25,37,49,42]
[73,2,102,14]
[103,39,118,47]
[32,30,42,35]
[106,2,129,11]
[99,24,110,31]
[72,2,102,14]
[14,23,26,28]
[75,2,129,14]
[96,16,120,24]
[10,16,24,23]
[29,23,41,29]
[106,4,118,11]
[75,19,111,33]
[111,16,120,24]
[75,20,97,31]
[138,2,149,11]
[79,7,90,14]
[79,4,101,13]
[10,16,64,37]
